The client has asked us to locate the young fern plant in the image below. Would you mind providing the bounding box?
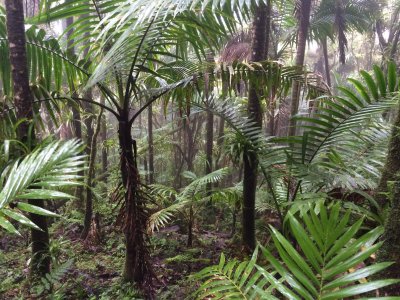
[193,203,398,299]
[0,140,85,235]
[149,168,230,246]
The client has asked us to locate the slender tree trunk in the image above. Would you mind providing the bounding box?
[205,54,214,193]
[375,107,400,208]
[81,109,103,239]
[100,97,108,181]
[205,111,213,186]
[215,117,225,170]
[389,30,400,60]
[65,10,82,141]
[83,98,94,156]
[5,0,50,277]
[322,37,331,87]
[185,118,195,172]
[118,118,150,283]
[242,2,269,251]
[148,104,154,184]
[376,183,400,295]
[185,116,195,246]
[187,205,194,247]
[288,0,312,136]
[230,200,240,237]
[376,108,400,295]
[265,0,275,136]
[215,78,228,171]
[65,7,85,204]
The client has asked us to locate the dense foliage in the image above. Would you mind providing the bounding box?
[1,0,400,299]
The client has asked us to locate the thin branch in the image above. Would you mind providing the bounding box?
[32,96,120,119]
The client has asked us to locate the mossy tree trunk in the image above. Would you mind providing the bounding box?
[376,106,400,295]
[375,107,400,209]
[5,0,50,277]
[242,2,269,251]
[118,117,150,283]
[81,109,103,239]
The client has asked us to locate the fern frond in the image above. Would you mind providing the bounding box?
[0,140,85,234]
[192,251,276,300]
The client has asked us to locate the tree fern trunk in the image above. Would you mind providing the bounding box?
[5,0,50,277]
[242,2,269,251]
[119,118,150,283]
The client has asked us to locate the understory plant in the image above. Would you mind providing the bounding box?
[193,202,398,299]
[0,139,85,234]
[149,168,230,246]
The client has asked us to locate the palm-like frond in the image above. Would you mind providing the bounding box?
[148,168,230,232]
[311,0,378,63]
[194,203,398,299]
[0,140,85,235]
[37,0,258,90]
[0,7,87,97]
[311,122,390,191]
[33,0,124,57]
[260,203,398,299]
[180,167,230,198]
[285,63,399,180]
[192,250,277,299]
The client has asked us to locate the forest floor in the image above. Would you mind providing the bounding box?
[0,214,243,299]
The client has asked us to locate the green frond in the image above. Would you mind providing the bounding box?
[148,168,229,232]
[0,140,85,234]
[285,63,399,183]
[181,167,230,199]
[260,203,397,299]
[195,203,398,299]
[0,8,88,98]
[192,250,276,300]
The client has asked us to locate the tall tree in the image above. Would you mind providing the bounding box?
[205,53,215,193]
[376,2,400,63]
[312,0,378,88]
[65,8,85,206]
[148,103,154,184]
[242,1,269,251]
[5,0,50,277]
[288,0,312,136]
[376,104,400,295]
[100,97,108,181]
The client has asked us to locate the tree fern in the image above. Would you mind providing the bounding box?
[148,168,230,232]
